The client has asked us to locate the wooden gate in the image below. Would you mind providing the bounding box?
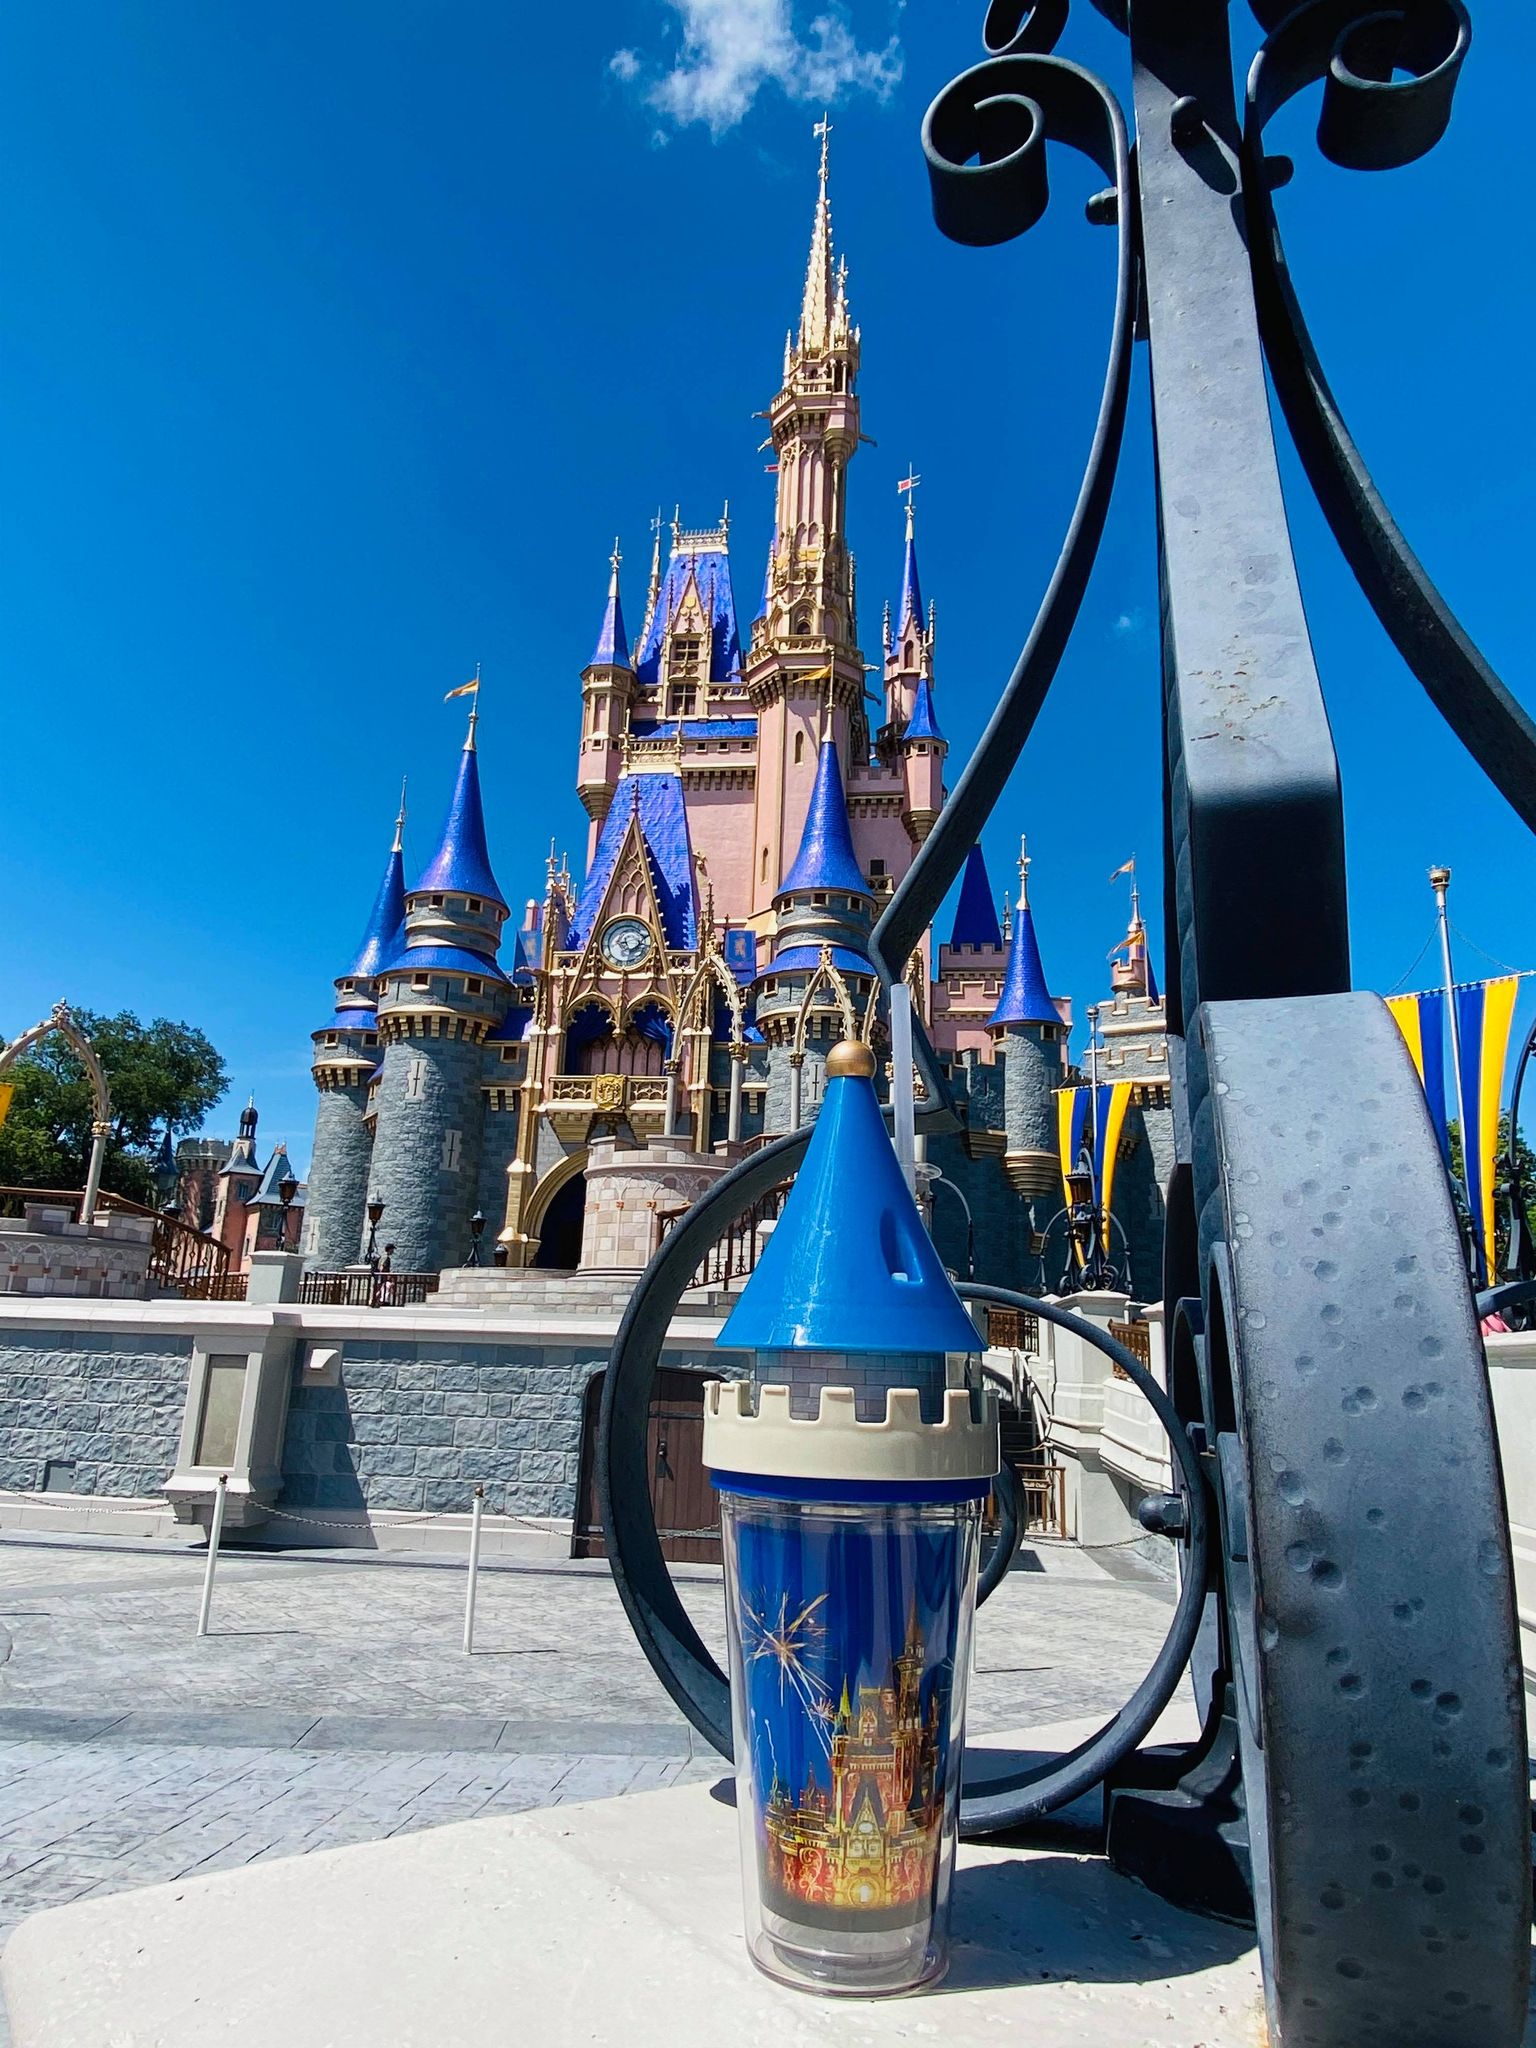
[573,1366,721,1565]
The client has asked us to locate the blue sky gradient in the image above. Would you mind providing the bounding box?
[3,2,1532,1170]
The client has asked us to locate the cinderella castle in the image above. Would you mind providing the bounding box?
[302,140,1171,1295]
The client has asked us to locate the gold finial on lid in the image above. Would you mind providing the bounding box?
[825,1038,875,1079]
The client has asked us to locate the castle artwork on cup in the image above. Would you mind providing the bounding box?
[734,1517,965,1933]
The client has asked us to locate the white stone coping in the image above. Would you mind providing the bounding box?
[0,1699,1270,2048]
[703,1379,999,1485]
[0,1296,732,1348]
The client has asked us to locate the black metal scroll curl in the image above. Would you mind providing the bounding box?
[1243,1,1536,833]
[982,0,1070,58]
[875,54,1132,978]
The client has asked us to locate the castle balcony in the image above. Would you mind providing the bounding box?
[541,1073,670,1144]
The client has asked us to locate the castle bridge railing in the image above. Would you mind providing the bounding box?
[0,1185,232,1297]
[656,1181,789,1296]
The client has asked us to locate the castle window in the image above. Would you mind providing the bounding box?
[364,1034,377,1047]
[812,893,827,906]
[761,847,769,882]
[466,978,483,995]
[412,974,431,991]
[325,1034,337,1046]
[869,858,886,877]
[468,898,483,913]
[794,731,805,764]
[441,1129,462,1172]
[405,1057,427,1101]
[429,894,444,908]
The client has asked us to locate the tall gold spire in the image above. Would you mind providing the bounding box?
[393,778,407,854]
[799,114,835,354]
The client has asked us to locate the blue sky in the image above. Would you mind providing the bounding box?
[3,1,1532,1173]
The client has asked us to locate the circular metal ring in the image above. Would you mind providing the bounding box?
[598,1197,1209,1836]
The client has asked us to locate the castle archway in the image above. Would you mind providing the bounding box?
[525,1148,588,1271]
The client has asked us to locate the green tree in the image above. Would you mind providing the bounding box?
[0,1011,228,1206]
[1445,1113,1536,1280]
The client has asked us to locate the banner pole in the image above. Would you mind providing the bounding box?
[1431,865,1481,1282]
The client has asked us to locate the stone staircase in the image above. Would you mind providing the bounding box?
[426,1266,741,1320]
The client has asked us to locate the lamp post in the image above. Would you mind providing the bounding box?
[704,1038,998,1997]
[467,1209,486,1267]
[364,1193,385,1270]
[277,1173,298,1252]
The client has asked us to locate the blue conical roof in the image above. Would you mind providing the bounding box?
[778,739,870,900]
[990,895,1057,1027]
[898,515,924,634]
[904,675,944,743]
[412,735,506,909]
[589,557,631,669]
[718,1060,982,1356]
[346,838,406,982]
[950,844,1002,949]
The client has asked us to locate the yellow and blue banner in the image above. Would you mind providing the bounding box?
[1385,989,1451,1170]
[1057,1080,1134,1251]
[1057,1086,1089,1208]
[1455,975,1518,1283]
[1094,1081,1135,1253]
[1387,976,1519,1285]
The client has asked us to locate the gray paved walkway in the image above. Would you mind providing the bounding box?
[0,1532,1178,2044]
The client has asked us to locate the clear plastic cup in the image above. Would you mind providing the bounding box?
[717,1484,983,1996]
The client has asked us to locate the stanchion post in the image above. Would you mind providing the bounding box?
[196,1472,228,1639]
[462,1484,485,1654]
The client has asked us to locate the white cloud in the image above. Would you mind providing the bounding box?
[615,1,903,137]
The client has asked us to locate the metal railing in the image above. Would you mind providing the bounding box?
[0,1184,232,1297]
[986,1305,1039,1352]
[151,1211,233,1294]
[180,1272,249,1302]
[1013,1454,1067,1538]
[1107,1318,1151,1383]
[298,1269,440,1308]
[657,1182,789,1294]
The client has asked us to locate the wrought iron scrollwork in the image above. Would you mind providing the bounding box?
[1243,1,1536,833]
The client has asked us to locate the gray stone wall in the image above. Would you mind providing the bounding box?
[474,1097,521,1240]
[304,1083,373,1269]
[1001,1027,1061,1161]
[367,1036,487,1272]
[1114,1102,1172,1301]
[754,1347,949,1422]
[925,1138,1033,1294]
[0,1331,192,1497]
[281,1336,597,1517]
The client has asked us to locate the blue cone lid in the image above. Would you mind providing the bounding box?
[718,1055,982,1356]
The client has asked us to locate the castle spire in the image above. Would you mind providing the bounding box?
[990,836,1058,1027]
[800,114,835,354]
[637,509,663,651]
[778,736,869,900]
[345,806,409,982]
[898,491,924,635]
[412,719,505,910]
[949,844,1002,951]
[589,538,631,669]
